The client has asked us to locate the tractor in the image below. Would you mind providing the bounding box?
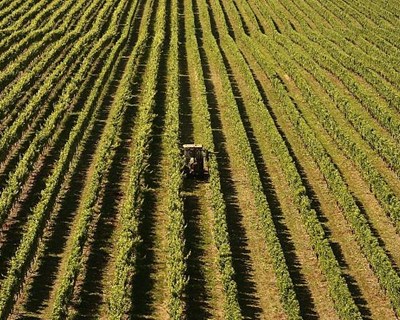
[181,144,209,178]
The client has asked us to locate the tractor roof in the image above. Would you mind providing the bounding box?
[183,144,203,149]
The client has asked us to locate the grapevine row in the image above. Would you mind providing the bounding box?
[0,0,83,52]
[107,0,167,317]
[248,35,400,317]
[272,32,400,231]
[241,2,400,227]
[0,0,87,69]
[0,0,38,28]
[0,0,120,227]
[164,0,188,317]
[0,3,104,156]
[216,1,364,317]
[342,0,398,27]
[314,0,400,62]
[0,0,52,31]
[49,0,140,317]
[0,0,106,113]
[185,0,242,317]
[0,0,137,317]
[296,31,400,133]
[322,29,400,91]
[279,0,400,97]
[199,0,304,318]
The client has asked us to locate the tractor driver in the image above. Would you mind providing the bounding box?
[188,156,197,174]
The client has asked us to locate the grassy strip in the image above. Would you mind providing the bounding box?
[0,3,132,315]
[207,0,304,318]
[249,35,400,318]
[0,0,118,226]
[0,0,105,115]
[47,0,141,317]
[0,0,87,68]
[265,32,400,233]
[185,0,242,318]
[106,0,167,317]
[164,0,187,317]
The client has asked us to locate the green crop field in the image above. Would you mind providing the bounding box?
[0,0,399,319]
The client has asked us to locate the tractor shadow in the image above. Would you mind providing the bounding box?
[182,178,213,319]
[178,0,215,316]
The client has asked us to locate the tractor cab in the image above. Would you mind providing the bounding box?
[182,144,209,178]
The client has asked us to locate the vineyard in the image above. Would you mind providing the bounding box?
[0,0,399,319]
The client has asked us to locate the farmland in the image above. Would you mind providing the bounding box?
[0,0,399,318]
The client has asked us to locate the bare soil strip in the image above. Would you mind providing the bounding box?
[229,41,338,320]
[279,73,400,270]
[194,0,294,317]
[71,0,151,317]
[129,1,173,318]
[1,0,398,318]
[7,1,141,317]
[180,3,227,319]
[242,47,396,320]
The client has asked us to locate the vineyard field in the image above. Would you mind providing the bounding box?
[0,0,399,319]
